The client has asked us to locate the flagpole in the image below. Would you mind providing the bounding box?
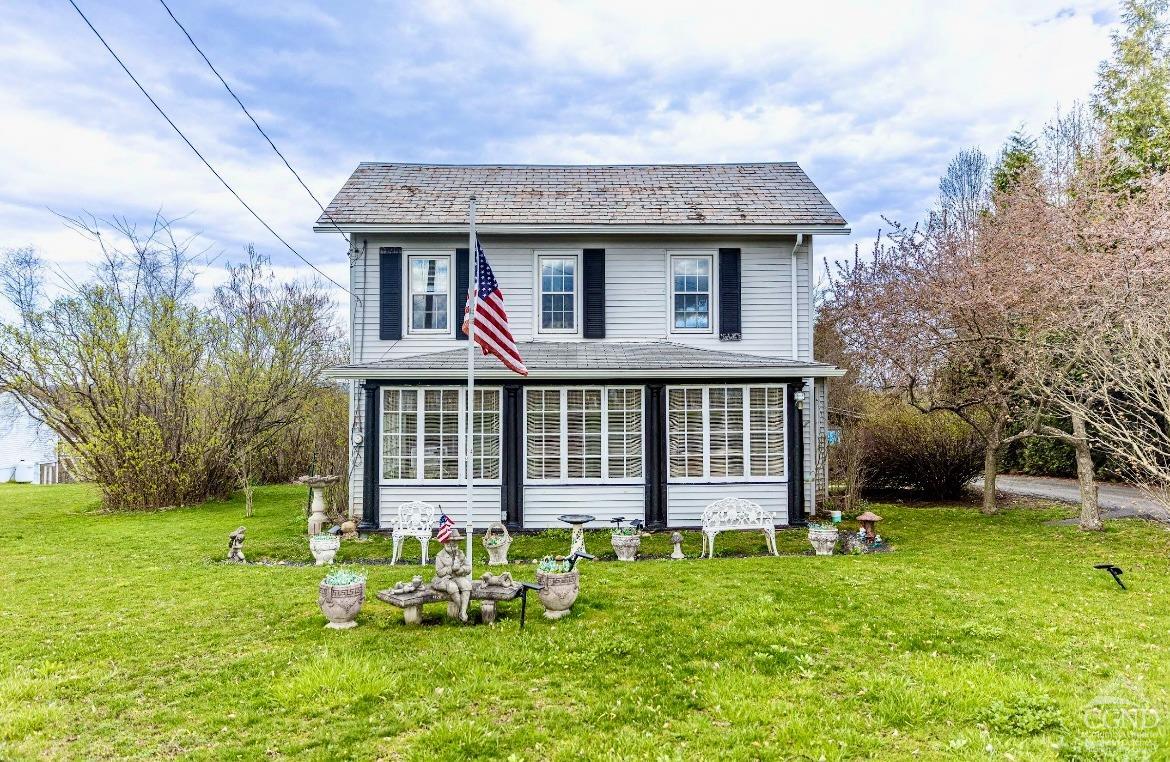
[465,196,477,575]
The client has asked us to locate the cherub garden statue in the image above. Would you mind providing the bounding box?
[227,526,246,563]
[431,529,472,622]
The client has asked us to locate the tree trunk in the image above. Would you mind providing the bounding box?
[981,416,1006,516]
[1071,412,1102,531]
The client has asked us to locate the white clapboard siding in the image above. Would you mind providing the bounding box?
[376,484,503,528]
[666,482,788,527]
[350,235,812,361]
[522,484,645,528]
[0,394,57,484]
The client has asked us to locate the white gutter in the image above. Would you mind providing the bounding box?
[789,234,804,360]
[323,364,846,381]
[314,222,851,236]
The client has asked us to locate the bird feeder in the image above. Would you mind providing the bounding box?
[857,511,883,542]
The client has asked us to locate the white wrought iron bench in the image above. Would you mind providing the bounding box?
[700,496,779,558]
[390,500,438,565]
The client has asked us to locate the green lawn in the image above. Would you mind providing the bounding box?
[2,485,1169,760]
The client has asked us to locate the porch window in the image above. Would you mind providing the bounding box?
[380,386,501,482]
[408,255,450,332]
[667,384,786,481]
[670,254,712,331]
[538,254,577,332]
[524,386,643,481]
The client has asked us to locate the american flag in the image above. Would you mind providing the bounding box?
[436,512,455,543]
[462,239,528,376]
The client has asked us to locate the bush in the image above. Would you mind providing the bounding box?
[859,399,985,499]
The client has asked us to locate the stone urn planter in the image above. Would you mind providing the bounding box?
[309,533,341,566]
[611,532,640,561]
[536,569,580,619]
[318,569,366,629]
[296,474,341,536]
[807,524,839,556]
[483,521,512,566]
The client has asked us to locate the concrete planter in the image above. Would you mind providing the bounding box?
[310,535,341,566]
[611,533,640,561]
[318,580,364,629]
[807,525,839,556]
[483,522,512,566]
[536,569,579,619]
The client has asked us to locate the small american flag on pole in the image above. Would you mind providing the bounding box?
[436,512,455,543]
[462,239,528,376]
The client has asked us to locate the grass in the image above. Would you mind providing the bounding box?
[2,485,1170,760]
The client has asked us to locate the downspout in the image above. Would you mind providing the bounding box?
[789,234,804,359]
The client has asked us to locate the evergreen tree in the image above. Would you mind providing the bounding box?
[992,128,1038,194]
[1093,0,1170,183]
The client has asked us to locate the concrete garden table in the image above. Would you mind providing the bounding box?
[557,514,595,555]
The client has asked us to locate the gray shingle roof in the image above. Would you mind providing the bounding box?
[325,341,839,380]
[318,163,846,227]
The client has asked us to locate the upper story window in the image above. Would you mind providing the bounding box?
[537,253,578,333]
[408,255,450,333]
[670,254,713,332]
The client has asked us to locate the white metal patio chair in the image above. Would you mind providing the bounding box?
[390,500,438,565]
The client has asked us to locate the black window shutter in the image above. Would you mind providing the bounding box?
[455,247,470,340]
[583,248,606,339]
[379,247,402,341]
[718,248,741,340]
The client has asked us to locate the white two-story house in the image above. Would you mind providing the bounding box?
[319,163,846,532]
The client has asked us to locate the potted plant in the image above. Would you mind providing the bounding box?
[807,523,839,556]
[536,555,581,619]
[309,532,341,565]
[609,517,642,561]
[483,521,512,566]
[318,568,366,629]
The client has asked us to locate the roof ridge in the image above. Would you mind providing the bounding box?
[354,161,803,169]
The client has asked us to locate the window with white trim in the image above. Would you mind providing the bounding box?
[380,386,501,482]
[538,254,577,332]
[670,254,712,331]
[525,386,643,481]
[408,255,450,332]
[667,385,786,481]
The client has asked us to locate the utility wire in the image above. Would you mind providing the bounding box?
[154,0,352,247]
[66,0,351,296]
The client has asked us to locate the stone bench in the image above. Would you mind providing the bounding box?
[376,577,528,625]
[700,496,779,558]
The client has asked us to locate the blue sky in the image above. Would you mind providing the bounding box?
[0,0,1118,304]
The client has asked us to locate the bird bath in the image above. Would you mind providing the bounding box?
[297,475,341,535]
[557,513,595,556]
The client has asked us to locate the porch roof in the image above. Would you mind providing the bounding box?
[324,341,843,380]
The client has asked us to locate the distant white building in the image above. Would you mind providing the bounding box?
[0,393,61,484]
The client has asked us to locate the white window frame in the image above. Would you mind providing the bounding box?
[379,386,502,485]
[405,253,454,335]
[665,383,788,483]
[667,252,716,335]
[533,251,581,337]
[522,385,644,484]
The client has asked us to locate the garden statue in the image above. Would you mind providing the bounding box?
[391,575,424,594]
[857,511,883,542]
[431,529,472,622]
[227,526,246,563]
[670,531,685,560]
[340,520,358,539]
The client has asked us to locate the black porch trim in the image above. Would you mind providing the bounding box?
[361,380,381,530]
[502,384,524,530]
[644,384,667,530]
[786,383,806,525]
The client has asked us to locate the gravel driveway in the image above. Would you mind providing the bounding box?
[982,475,1169,523]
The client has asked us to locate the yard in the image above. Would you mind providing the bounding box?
[2,484,1169,760]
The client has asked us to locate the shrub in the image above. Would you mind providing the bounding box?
[859,399,985,499]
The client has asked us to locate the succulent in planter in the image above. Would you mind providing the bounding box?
[309,532,341,566]
[806,522,839,556]
[535,552,592,619]
[482,521,512,566]
[609,517,642,561]
[318,567,366,629]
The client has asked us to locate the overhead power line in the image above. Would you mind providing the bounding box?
[66,0,351,296]
[154,0,350,245]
